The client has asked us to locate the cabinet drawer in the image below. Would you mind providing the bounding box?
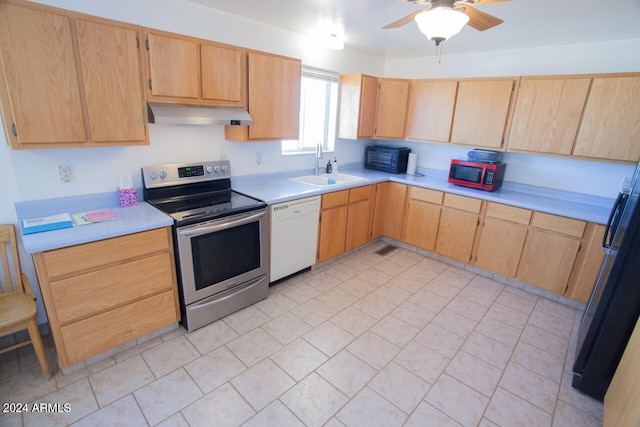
[531,212,586,238]
[410,187,443,204]
[60,290,178,366]
[349,185,373,203]
[486,203,532,225]
[443,193,482,214]
[42,228,170,278]
[322,190,349,209]
[51,253,175,325]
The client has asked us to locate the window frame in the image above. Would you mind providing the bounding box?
[281,67,339,155]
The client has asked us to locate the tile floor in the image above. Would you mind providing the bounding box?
[0,241,604,426]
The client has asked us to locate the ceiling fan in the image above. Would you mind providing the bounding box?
[384,0,510,46]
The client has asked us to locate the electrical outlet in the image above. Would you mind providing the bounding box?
[256,151,262,165]
[58,163,74,183]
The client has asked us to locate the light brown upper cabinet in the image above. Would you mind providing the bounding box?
[374,78,410,140]
[143,29,245,106]
[225,51,301,141]
[337,75,409,140]
[0,2,147,149]
[337,74,378,139]
[76,19,146,144]
[405,80,458,143]
[507,76,591,155]
[450,78,516,149]
[573,75,640,162]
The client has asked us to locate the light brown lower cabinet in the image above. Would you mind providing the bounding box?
[435,194,482,263]
[346,185,376,251]
[474,202,532,278]
[32,227,180,368]
[317,190,349,262]
[565,223,607,302]
[317,182,604,303]
[403,187,443,252]
[515,212,586,295]
[317,185,377,262]
[382,183,408,241]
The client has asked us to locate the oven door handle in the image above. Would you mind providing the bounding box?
[178,210,266,237]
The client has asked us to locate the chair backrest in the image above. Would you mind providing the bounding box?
[0,224,25,295]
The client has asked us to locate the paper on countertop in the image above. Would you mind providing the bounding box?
[72,209,118,226]
[22,213,74,234]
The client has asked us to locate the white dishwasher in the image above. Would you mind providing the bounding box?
[270,196,321,282]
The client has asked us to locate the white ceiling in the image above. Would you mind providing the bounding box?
[186,0,640,59]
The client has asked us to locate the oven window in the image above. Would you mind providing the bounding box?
[191,221,261,290]
[453,165,482,183]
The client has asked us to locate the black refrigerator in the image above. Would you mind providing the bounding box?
[572,161,640,401]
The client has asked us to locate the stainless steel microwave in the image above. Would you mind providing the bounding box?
[364,145,411,174]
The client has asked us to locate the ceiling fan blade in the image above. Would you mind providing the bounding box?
[458,5,504,31]
[383,8,429,29]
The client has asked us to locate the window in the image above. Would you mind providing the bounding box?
[282,67,339,155]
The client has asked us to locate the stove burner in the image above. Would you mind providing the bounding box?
[142,160,266,226]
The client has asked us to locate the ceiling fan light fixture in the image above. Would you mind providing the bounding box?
[414,7,470,45]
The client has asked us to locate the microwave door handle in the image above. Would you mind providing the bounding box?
[602,192,628,249]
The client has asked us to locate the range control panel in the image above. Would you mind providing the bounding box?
[142,160,231,189]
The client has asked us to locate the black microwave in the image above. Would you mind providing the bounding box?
[364,145,411,174]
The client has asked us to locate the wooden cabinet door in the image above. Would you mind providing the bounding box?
[346,185,375,251]
[247,51,301,140]
[451,79,515,148]
[517,229,581,295]
[318,204,348,262]
[382,183,408,240]
[372,182,389,239]
[406,80,457,142]
[201,44,245,106]
[404,200,441,252]
[146,33,200,99]
[574,76,640,162]
[566,223,606,302]
[375,78,410,139]
[75,19,146,143]
[474,217,528,278]
[508,77,590,155]
[337,74,377,139]
[0,4,86,146]
[436,207,479,263]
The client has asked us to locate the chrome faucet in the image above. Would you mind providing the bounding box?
[314,143,323,175]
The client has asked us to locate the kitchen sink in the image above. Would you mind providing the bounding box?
[289,173,365,187]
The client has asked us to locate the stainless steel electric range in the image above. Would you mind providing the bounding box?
[142,160,269,332]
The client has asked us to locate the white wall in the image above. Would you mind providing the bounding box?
[382,39,640,197]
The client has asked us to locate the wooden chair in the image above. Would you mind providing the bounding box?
[0,224,51,378]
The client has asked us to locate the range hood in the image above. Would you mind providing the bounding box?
[147,103,251,126]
